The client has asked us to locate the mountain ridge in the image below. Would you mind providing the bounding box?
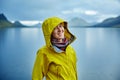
[68,17,91,27]
[92,16,120,27]
[0,13,29,28]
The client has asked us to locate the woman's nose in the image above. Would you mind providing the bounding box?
[58,27,61,31]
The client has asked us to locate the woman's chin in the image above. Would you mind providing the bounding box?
[59,36,64,39]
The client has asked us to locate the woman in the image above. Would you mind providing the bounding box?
[32,17,78,80]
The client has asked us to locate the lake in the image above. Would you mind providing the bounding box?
[0,27,120,80]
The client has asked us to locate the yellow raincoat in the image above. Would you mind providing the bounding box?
[32,17,78,80]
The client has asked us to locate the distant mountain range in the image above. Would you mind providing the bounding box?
[92,16,120,27]
[68,17,91,27]
[13,21,28,27]
[69,16,120,27]
[0,13,36,28]
[32,22,41,27]
[0,13,120,28]
[0,13,29,28]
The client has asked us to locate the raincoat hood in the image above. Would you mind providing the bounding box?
[42,17,76,48]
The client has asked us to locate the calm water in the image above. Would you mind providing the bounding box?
[0,27,120,80]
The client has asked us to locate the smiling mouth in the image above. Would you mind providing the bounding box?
[58,34,62,36]
[58,32,64,35]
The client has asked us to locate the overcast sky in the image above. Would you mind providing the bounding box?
[0,0,120,23]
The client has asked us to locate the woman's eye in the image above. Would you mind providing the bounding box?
[60,25,63,27]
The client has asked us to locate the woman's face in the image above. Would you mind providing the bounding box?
[52,24,64,39]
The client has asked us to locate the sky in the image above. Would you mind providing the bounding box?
[0,0,120,25]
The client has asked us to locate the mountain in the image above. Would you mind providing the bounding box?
[0,13,13,28]
[93,16,120,27]
[32,22,41,28]
[0,13,29,28]
[68,17,91,27]
[0,13,7,20]
[13,21,28,27]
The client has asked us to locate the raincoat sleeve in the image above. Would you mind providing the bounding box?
[32,49,48,80]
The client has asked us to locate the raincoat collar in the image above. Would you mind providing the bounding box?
[52,45,64,53]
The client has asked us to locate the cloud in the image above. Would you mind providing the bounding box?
[20,21,42,26]
[11,20,42,26]
[62,8,98,16]
[84,10,98,15]
[61,11,72,14]
[0,0,120,23]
